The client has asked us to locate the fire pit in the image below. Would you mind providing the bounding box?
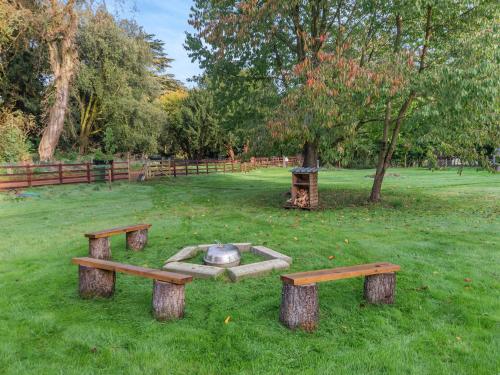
[163,242,292,281]
[203,243,241,268]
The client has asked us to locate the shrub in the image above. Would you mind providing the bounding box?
[0,109,34,162]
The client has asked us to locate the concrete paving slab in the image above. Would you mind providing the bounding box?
[164,246,199,263]
[227,259,290,281]
[162,262,225,278]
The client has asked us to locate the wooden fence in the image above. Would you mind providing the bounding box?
[138,156,301,180]
[0,156,301,190]
[0,161,129,189]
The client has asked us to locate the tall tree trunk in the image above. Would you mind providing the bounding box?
[370,93,415,202]
[302,141,318,167]
[38,0,78,161]
[370,101,391,202]
[226,144,235,161]
[39,76,71,160]
[369,6,432,202]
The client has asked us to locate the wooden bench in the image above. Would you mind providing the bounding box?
[72,257,193,321]
[279,262,401,331]
[84,224,152,257]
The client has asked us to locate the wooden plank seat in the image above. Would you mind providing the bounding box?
[84,224,152,257]
[279,262,401,331]
[72,257,193,321]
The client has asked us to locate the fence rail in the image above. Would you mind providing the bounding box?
[0,156,301,189]
[0,161,129,189]
[138,156,301,180]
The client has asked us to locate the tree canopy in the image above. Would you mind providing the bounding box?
[187,0,500,200]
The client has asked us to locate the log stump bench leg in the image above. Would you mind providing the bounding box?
[79,265,115,298]
[152,280,185,321]
[126,229,148,251]
[279,283,319,332]
[364,272,396,304]
[89,237,111,259]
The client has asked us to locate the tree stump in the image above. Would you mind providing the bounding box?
[79,265,115,298]
[152,280,185,321]
[89,237,111,259]
[279,283,319,332]
[364,273,396,304]
[126,229,148,251]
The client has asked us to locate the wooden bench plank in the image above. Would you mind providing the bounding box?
[281,262,400,285]
[85,224,151,239]
[72,257,192,284]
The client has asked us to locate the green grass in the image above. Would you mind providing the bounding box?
[0,168,499,374]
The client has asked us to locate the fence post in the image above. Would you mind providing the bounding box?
[223,161,226,174]
[87,162,91,183]
[110,160,115,182]
[206,160,209,174]
[231,161,234,173]
[26,164,32,187]
[127,154,131,182]
[185,159,188,175]
[215,161,218,173]
[196,160,199,175]
[173,159,177,177]
[58,162,63,184]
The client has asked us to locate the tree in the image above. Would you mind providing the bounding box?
[158,88,188,155]
[160,88,223,159]
[200,70,280,158]
[70,7,175,155]
[187,0,368,166]
[0,0,45,118]
[269,47,407,167]
[38,0,78,161]
[189,0,499,201]
[368,2,498,201]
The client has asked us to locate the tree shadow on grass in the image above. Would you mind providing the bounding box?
[147,171,488,215]
[233,179,472,215]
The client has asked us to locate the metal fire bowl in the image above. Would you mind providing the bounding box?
[204,244,241,268]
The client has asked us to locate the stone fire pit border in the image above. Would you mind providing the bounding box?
[163,243,292,281]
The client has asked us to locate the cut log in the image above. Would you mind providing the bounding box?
[78,265,115,298]
[279,283,318,332]
[126,229,148,251]
[294,188,310,208]
[364,272,396,304]
[152,280,185,321]
[89,237,111,259]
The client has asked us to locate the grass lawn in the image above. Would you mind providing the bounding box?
[1,168,499,374]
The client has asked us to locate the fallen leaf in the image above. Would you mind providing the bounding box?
[344,239,349,244]
[328,255,335,260]
[456,336,461,341]
[293,237,298,241]
[224,316,231,324]
[464,278,472,282]
[415,285,429,291]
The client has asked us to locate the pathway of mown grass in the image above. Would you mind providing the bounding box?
[0,168,498,374]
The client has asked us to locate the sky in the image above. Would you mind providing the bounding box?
[110,0,201,87]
